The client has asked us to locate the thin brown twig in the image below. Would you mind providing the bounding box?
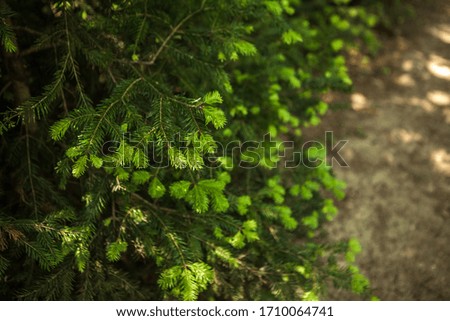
[12,26,44,37]
[25,127,38,218]
[108,67,117,84]
[131,192,176,213]
[20,43,62,57]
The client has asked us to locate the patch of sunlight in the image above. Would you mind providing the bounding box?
[400,247,416,259]
[430,149,450,176]
[427,54,450,80]
[390,128,423,143]
[342,146,355,162]
[428,24,450,44]
[427,90,450,106]
[402,59,414,72]
[351,93,368,111]
[408,97,435,112]
[396,73,416,87]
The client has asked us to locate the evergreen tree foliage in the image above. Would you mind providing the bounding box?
[0,0,380,300]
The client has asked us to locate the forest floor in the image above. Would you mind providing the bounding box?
[309,1,450,300]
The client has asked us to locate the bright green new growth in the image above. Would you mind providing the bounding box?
[159,262,214,301]
[0,0,380,300]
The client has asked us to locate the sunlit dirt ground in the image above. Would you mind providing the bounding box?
[310,0,449,300]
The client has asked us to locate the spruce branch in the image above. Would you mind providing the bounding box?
[130,192,187,265]
[20,54,69,120]
[86,77,142,152]
[158,97,170,143]
[151,210,188,267]
[133,0,148,56]
[64,10,91,109]
[147,3,205,66]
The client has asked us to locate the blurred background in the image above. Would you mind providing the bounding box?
[311,0,450,300]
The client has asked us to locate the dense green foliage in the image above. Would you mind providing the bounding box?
[0,0,380,300]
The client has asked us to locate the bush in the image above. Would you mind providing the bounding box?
[0,0,378,300]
